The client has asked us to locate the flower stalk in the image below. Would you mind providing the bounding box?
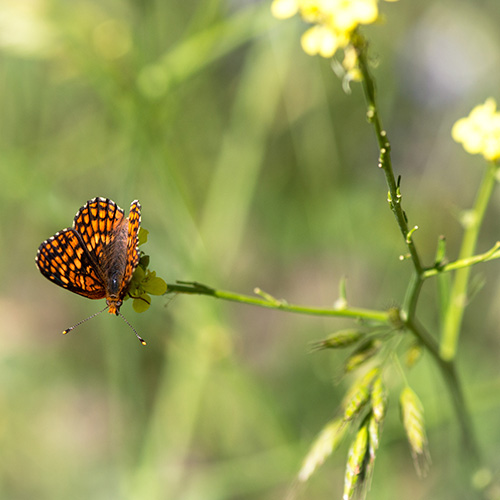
[353,35,483,468]
[440,161,499,360]
[355,40,423,277]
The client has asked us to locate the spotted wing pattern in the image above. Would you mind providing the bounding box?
[35,228,107,299]
[73,197,125,264]
[124,200,141,293]
[35,197,141,314]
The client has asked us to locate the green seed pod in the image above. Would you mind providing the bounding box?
[312,329,363,351]
[370,375,387,423]
[344,340,382,373]
[343,368,379,421]
[405,342,423,368]
[354,415,380,500]
[368,414,380,460]
[344,385,370,422]
[343,424,369,500]
[298,418,348,482]
[400,387,430,476]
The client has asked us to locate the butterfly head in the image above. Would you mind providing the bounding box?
[106,297,123,316]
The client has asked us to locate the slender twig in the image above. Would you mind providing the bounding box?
[352,35,482,467]
[167,281,390,323]
[422,241,500,279]
[168,280,481,462]
[354,36,423,277]
[355,38,425,330]
[355,38,426,323]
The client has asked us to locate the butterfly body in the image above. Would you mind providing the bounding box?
[36,197,141,316]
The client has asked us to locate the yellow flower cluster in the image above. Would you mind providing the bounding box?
[452,98,500,162]
[271,0,398,60]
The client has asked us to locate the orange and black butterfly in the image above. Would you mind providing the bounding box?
[35,197,146,344]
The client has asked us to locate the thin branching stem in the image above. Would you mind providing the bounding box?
[353,36,482,468]
[354,37,423,278]
[167,281,390,323]
[422,241,500,279]
[164,33,491,489]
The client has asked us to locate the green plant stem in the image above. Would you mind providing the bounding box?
[402,271,423,320]
[353,35,482,468]
[168,280,481,463]
[422,241,500,279]
[167,281,390,323]
[354,38,423,277]
[440,162,498,360]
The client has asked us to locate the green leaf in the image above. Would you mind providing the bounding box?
[138,227,149,246]
[143,275,168,295]
[133,294,151,313]
[139,254,150,269]
[134,265,146,281]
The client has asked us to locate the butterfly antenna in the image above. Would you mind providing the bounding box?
[62,306,108,335]
[117,311,147,346]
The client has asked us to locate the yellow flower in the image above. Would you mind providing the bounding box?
[271,0,298,19]
[342,44,362,81]
[271,0,399,60]
[0,0,56,58]
[301,24,342,57]
[327,0,379,32]
[452,98,500,162]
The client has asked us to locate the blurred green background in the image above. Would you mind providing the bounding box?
[2,0,500,499]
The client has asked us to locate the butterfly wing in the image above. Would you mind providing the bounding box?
[73,197,125,263]
[35,229,107,299]
[122,200,141,294]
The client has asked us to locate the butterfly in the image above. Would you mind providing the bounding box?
[35,197,146,344]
